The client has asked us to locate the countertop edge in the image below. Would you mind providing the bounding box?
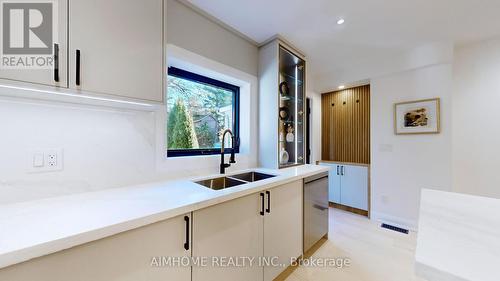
[0,165,329,269]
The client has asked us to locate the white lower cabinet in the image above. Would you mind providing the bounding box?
[328,164,342,204]
[0,181,304,281]
[193,180,303,281]
[263,180,303,281]
[341,165,369,210]
[192,192,264,281]
[0,214,192,281]
[320,162,369,211]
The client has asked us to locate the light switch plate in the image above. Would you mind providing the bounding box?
[33,152,44,167]
[379,144,393,152]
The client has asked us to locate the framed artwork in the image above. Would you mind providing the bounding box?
[394,98,440,135]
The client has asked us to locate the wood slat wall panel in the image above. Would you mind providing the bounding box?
[321,85,370,164]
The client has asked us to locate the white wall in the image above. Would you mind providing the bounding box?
[167,0,258,76]
[158,44,258,177]
[0,1,259,205]
[0,99,158,204]
[316,38,500,229]
[313,42,454,93]
[308,92,322,164]
[452,38,500,199]
[370,64,453,229]
[306,68,322,165]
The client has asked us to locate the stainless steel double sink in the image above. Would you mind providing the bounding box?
[195,171,276,190]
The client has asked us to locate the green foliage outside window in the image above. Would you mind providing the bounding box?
[167,74,234,151]
[167,99,199,149]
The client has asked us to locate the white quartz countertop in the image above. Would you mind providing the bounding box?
[0,164,328,269]
[415,189,500,281]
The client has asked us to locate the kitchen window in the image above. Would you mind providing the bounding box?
[167,67,240,157]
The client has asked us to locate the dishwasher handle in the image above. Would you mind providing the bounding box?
[313,204,328,211]
[305,175,328,184]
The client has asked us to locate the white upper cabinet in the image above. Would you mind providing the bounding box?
[0,0,68,87]
[68,0,164,102]
[0,0,164,103]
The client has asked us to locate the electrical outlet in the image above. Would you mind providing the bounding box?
[47,152,58,167]
[28,149,64,173]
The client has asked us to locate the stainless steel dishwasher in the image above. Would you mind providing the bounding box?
[304,172,329,252]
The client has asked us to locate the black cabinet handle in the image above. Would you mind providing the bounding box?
[341,166,345,176]
[75,49,81,86]
[184,216,190,251]
[265,191,271,213]
[260,193,265,216]
[53,43,59,82]
[336,165,340,175]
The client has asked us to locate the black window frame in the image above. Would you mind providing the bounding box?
[167,67,240,157]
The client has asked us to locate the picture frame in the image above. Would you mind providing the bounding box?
[394,98,440,135]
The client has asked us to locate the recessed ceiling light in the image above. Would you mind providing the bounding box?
[338,85,345,89]
[337,18,345,25]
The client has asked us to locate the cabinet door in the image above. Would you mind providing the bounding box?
[320,163,341,203]
[263,180,303,281]
[0,0,68,87]
[0,214,192,281]
[340,165,369,210]
[193,193,264,281]
[330,165,342,204]
[68,0,164,102]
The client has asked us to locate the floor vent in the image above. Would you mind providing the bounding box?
[381,223,409,234]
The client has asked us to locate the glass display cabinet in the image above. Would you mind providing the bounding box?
[259,38,306,169]
[278,46,305,168]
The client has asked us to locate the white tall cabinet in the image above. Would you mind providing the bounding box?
[258,38,307,169]
[192,180,303,281]
[0,214,192,281]
[321,162,369,211]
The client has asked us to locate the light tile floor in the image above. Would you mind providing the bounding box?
[287,208,427,281]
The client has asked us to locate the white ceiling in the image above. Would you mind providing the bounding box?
[186,0,500,92]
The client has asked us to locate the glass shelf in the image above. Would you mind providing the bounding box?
[282,120,303,125]
[278,45,305,169]
[280,73,304,86]
[280,95,303,103]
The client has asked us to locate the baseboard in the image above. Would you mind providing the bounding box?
[330,202,369,217]
[370,211,418,232]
